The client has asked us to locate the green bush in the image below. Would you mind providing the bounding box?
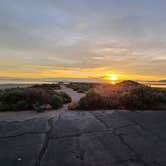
[78,91,120,110]
[0,88,72,112]
[23,88,52,105]
[0,103,11,112]
[51,94,63,109]
[0,90,24,104]
[0,90,31,111]
[31,84,61,91]
[56,92,72,104]
[78,91,103,110]
[78,83,166,110]
[67,82,100,93]
[120,86,166,110]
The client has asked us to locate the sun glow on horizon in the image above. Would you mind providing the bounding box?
[109,74,118,81]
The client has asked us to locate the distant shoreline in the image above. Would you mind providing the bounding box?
[0,81,166,89]
[0,84,32,89]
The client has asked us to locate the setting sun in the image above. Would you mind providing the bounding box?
[109,74,118,81]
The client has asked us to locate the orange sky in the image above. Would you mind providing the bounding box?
[0,65,163,81]
[0,1,166,81]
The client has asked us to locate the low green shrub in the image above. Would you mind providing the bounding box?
[78,91,120,110]
[67,82,100,93]
[0,90,31,111]
[0,103,11,112]
[51,94,63,109]
[120,86,166,110]
[0,88,71,112]
[31,84,61,91]
[78,91,103,110]
[57,92,72,104]
[77,82,166,110]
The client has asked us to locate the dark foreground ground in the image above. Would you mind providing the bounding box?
[0,110,166,166]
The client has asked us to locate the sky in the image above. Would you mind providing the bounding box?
[0,0,166,81]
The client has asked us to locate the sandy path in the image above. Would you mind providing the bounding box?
[0,85,85,121]
[56,84,85,111]
[59,85,85,103]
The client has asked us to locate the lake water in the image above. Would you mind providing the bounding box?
[139,81,166,88]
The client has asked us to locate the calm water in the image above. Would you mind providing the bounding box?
[140,81,166,88]
[0,78,94,89]
[0,78,165,89]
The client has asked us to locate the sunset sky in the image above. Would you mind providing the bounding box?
[0,0,166,81]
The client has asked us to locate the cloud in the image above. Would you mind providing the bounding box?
[0,0,166,79]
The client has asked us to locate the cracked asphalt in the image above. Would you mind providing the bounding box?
[0,110,166,166]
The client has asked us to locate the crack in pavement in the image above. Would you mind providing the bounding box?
[89,112,110,128]
[48,124,137,140]
[75,136,85,166]
[0,131,48,139]
[89,112,152,165]
[114,132,150,166]
[34,114,61,166]
[0,112,63,138]
[126,118,166,143]
[0,111,166,166]
[90,111,166,166]
[0,122,135,140]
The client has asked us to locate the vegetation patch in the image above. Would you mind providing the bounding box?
[31,83,61,91]
[57,91,72,104]
[66,82,100,93]
[0,87,71,112]
[76,81,166,110]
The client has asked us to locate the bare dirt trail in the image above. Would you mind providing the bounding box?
[59,85,85,103]
[57,85,85,111]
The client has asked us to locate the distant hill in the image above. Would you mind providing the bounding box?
[115,80,141,88]
[94,80,143,96]
[159,80,166,82]
[110,80,143,92]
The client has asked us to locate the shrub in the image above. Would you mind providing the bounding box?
[0,87,71,112]
[78,91,104,110]
[51,94,63,109]
[56,92,72,104]
[120,86,166,110]
[23,88,52,105]
[77,82,166,111]
[0,90,24,104]
[67,82,100,93]
[0,90,31,111]
[68,102,79,110]
[0,102,11,112]
[31,84,61,91]
[78,91,121,110]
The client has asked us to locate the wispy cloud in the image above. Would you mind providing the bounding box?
[0,0,166,80]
